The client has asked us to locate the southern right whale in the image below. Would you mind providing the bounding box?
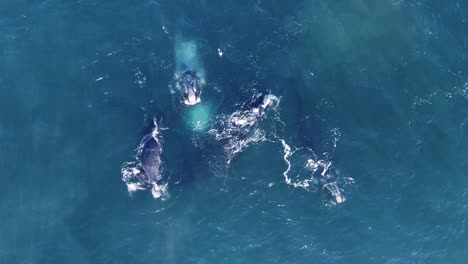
[174,36,206,106]
[230,93,279,127]
[122,120,168,199]
[137,130,162,187]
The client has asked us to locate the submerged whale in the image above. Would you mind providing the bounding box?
[231,93,278,127]
[174,37,205,106]
[206,92,279,164]
[245,93,277,115]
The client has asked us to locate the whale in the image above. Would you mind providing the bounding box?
[174,36,205,106]
[136,132,162,186]
[323,182,345,204]
[245,93,277,115]
[180,69,201,105]
[131,120,167,195]
[123,121,168,199]
[231,93,278,127]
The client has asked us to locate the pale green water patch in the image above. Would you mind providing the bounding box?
[182,102,213,132]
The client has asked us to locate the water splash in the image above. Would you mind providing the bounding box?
[209,94,280,164]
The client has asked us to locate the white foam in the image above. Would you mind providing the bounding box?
[208,95,280,164]
[227,94,279,129]
[306,159,332,177]
[134,68,146,88]
[279,138,346,204]
[162,25,168,34]
[151,182,169,200]
[280,139,313,188]
[126,182,145,193]
[121,163,145,194]
[280,139,294,186]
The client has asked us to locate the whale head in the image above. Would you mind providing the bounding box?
[181,71,201,106]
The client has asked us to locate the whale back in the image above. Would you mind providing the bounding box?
[139,134,162,184]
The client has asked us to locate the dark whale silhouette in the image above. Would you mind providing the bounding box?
[136,132,162,186]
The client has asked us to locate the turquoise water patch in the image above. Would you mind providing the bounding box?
[183,102,213,132]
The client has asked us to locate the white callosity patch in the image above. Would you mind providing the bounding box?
[121,119,169,200]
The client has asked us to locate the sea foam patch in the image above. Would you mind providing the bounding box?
[280,138,346,205]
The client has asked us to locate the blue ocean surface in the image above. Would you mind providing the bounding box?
[1,0,467,263]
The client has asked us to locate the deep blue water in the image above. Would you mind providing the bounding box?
[1,0,467,263]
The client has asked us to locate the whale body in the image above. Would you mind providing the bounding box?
[121,120,168,199]
[174,37,205,105]
[137,132,162,185]
[231,93,278,127]
[180,69,201,105]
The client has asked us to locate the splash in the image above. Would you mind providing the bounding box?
[209,94,280,164]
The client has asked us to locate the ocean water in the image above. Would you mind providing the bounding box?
[1,0,467,263]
